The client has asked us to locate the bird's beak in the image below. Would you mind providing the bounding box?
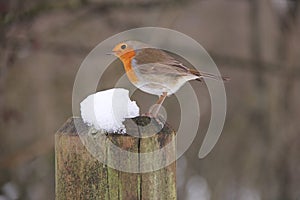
[106,52,115,55]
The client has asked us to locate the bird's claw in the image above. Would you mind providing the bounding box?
[141,112,166,128]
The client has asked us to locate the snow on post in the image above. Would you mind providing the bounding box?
[80,88,139,133]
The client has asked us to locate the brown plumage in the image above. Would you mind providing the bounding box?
[134,48,229,82]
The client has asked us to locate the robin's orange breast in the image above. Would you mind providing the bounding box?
[119,51,138,84]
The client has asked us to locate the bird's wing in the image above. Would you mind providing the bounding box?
[136,62,191,77]
[134,48,191,74]
[134,48,230,81]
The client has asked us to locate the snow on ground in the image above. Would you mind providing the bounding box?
[80,88,140,133]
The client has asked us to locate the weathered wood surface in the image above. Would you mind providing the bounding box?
[55,117,176,200]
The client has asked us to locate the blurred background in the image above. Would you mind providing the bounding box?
[0,0,300,199]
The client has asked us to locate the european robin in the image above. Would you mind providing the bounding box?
[110,40,229,117]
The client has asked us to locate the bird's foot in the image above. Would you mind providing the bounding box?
[141,112,166,128]
[142,112,154,118]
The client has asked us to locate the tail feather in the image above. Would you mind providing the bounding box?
[190,69,230,82]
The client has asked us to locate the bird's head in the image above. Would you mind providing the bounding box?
[110,40,149,58]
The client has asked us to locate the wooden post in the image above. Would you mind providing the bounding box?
[55,117,176,200]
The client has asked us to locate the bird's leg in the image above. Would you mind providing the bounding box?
[149,92,167,118]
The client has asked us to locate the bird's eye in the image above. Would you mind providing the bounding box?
[120,44,127,50]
